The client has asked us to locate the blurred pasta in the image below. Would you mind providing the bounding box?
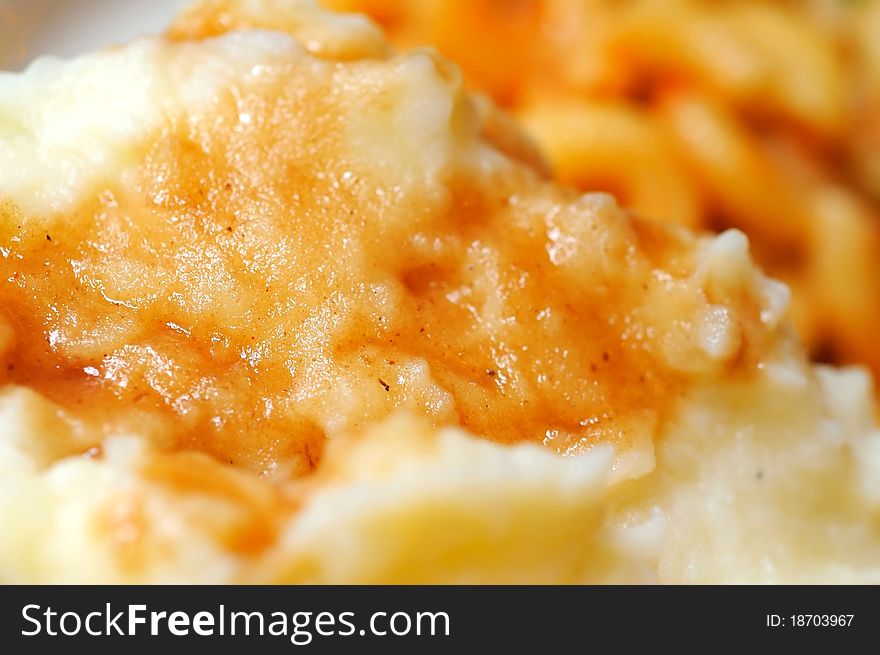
[326,0,880,377]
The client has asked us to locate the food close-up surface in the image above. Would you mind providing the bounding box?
[328,0,880,377]
[0,0,878,583]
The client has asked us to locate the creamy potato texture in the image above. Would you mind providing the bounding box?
[0,0,879,583]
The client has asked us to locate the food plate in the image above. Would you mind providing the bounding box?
[0,0,184,70]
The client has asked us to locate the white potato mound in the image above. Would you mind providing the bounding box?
[0,0,878,583]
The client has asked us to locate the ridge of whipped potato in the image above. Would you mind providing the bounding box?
[0,31,308,216]
[0,0,878,583]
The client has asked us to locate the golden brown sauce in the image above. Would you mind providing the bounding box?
[0,32,770,482]
[143,451,289,555]
[325,0,880,386]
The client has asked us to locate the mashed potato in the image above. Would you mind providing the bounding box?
[0,0,878,583]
